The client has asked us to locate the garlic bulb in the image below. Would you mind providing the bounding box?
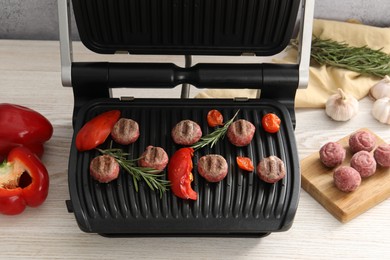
[325,88,359,121]
[372,97,390,124]
[369,75,390,100]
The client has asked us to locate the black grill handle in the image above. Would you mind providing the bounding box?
[70,62,299,127]
[72,62,298,89]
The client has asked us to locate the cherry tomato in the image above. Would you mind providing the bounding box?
[236,156,254,172]
[261,113,281,133]
[207,109,224,127]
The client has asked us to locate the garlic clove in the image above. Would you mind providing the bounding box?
[372,97,390,125]
[369,75,390,100]
[325,88,359,121]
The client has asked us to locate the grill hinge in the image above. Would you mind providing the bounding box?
[233,97,250,102]
[241,52,256,56]
[120,96,135,101]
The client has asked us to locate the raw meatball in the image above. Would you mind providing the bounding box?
[257,156,286,183]
[333,166,361,192]
[227,119,255,147]
[171,120,202,146]
[197,154,228,182]
[319,142,346,168]
[350,151,377,178]
[111,118,140,145]
[349,130,376,154]
[374,144,390,167]
[90,155,120,183]
[138,146,169,173]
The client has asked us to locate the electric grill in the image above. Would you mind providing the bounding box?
[58,0,314,236]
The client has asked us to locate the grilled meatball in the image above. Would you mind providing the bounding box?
[138,146,169,173]
[90,155,120,183]
[333,166,361,192]
[227,119,255,147]
[319,142,346,168]
[374,144,390,167]
[111,118,140,145]
[197,154,228,182]
[350,151,377,178]
[171,120,202,146]
[257,156,286,183]
[349,130,376,154]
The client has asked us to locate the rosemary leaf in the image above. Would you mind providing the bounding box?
[309,37,390,78]
[97,148,170,198]
[191,110,240,150]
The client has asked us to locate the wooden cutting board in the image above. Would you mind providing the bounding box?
[301,128,390,223]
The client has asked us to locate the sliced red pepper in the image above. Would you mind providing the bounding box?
[207,109,224,127]
[0,147,49,215]
[0,103,53,158]
[167,148,197,200]
[236,156,254,172]
[76,110,121,151]
[262,113,281,133]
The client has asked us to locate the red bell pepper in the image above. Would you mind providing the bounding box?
[0,147,49,215]
[167,148,197,200]
[0,103,53,160]
[76,110,121,151]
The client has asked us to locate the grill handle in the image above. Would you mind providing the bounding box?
[71,62,299,126]
[72,62,298,89]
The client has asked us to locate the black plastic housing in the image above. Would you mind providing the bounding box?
[72,0,300,55]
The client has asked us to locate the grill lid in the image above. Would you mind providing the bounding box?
[71,0,301,55]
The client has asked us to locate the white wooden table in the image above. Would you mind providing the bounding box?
[1,40,389,259]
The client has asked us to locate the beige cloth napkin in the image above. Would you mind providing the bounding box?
[195,19,390,108]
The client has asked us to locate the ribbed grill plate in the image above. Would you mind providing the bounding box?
[68,98,300,236]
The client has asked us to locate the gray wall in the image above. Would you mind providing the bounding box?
[0,0,78,40]
[1,0,389,40]
[314,0,390,27]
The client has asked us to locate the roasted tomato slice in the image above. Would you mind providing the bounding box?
[262,113,281,133]
[236,156,254,172]
[207,109,224,128]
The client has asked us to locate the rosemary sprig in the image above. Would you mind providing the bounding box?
[191,110,240,150]
[308,37,390,78]
[97,148,170,198]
